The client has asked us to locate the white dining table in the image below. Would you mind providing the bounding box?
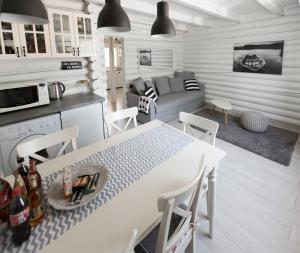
[6,120,226,253]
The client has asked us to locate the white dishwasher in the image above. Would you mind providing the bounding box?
[0,114,61,177]
[60,103,104,151]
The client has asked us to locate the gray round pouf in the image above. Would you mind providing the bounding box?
[241,111,269,132]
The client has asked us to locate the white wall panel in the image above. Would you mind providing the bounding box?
[183,6,300,126]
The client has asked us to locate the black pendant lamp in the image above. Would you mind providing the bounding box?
[151,1,176,38]
[0,0,3,15]
[98,0,131,32]
[1,0,48,24]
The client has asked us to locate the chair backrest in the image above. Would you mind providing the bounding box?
[105,107,138,135]
[122,229,138,253]
[179,112,219,146]
[16,127,78,163]
[155,155,206,253]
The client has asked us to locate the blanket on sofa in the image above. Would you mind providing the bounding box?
[138,96,156,114]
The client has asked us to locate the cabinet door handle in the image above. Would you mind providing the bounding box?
[16,47,20,58]
[72,47,76,56]
[22,46,26,57]
[77,47,80,56]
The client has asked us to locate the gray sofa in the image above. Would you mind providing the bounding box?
[127,71,205,123]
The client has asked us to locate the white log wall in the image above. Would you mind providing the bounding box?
[123,25,183,82]
[183,6,300,126]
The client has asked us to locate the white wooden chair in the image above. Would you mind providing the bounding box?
[179,112,219,146]
[122,229,138,253]
[16,127,78,163]
[138,155,206,253]
[105,107,138,136]
[179,112,219,237]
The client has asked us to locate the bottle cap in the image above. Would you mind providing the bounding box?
[12,187,22,196]
[17,157,24,163]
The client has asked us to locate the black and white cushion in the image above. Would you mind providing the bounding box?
[184,79,200,91]
[144,87,158,103]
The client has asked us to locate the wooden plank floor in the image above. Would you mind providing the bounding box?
[169,117,300,253]
[108,89,300,252]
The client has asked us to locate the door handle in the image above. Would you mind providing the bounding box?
[16,47,20,58]
[72,47,76,56]
[22,46,26,57]
[77,47,80,56]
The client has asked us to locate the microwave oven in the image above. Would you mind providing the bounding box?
[0,81,50,114]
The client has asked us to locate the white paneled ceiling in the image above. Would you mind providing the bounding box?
[89,0,299,31]
[124,0,299,29]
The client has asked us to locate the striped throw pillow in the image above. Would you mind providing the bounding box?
[144,87,158,103]
[185,79,200,91]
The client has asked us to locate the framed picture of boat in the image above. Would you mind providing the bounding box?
[233,41,284,75]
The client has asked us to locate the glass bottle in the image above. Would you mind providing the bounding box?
[13,171,27,197]
[27,159,42,190]
[27,160,44,226]
[17,157,29,183]
[9,187,31,246]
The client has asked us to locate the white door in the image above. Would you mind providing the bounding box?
[112,40,124,88]
[18,24,52,58]
[48,9,76,57]
[0,21,20,59]
[73,14,95,57]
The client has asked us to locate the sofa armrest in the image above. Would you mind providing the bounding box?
[126,92,156,123]
[126,91,140,107]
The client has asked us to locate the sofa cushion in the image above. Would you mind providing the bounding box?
[153,76,171,96]
[156,91,204,113]
[174,71,195,80]
[144,87,158,103]
[145,80,158,96]
[185,79,200,91]
[133,77,146,96]
[169,77,185,92]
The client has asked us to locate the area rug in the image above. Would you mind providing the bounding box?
[194,109,298,166]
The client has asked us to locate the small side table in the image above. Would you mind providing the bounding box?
[211,99,232,125]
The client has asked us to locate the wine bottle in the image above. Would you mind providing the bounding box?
[27,160,44,226]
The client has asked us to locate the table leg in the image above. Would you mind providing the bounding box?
[212,105,216,111]
[207,166,217,239]
[225,110,228,125]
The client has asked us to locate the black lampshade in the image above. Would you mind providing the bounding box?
[151,1,176,38]
[1,0,48,24]
[98,0,131,32]
[0,0,3,14]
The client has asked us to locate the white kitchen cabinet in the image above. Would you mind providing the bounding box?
[0,21,21,59]
[48,9,76,57]
[0,21,51,59]
[48,9,95,58]
[60,103,104,151]
[73,14,95,57]
[18,24,52,58]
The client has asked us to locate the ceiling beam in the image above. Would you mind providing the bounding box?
[88,0,212,27]
[254,0,284,15]
[170,0,242,22]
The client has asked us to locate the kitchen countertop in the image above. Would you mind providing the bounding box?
[0,92,105,127]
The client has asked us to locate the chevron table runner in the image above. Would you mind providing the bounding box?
[1,125,194,253]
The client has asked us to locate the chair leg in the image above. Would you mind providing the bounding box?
[207,167,217,239]
[186,232,195,253]
[206,190,210,220]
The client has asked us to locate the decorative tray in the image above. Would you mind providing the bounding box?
[47,163,108,211]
